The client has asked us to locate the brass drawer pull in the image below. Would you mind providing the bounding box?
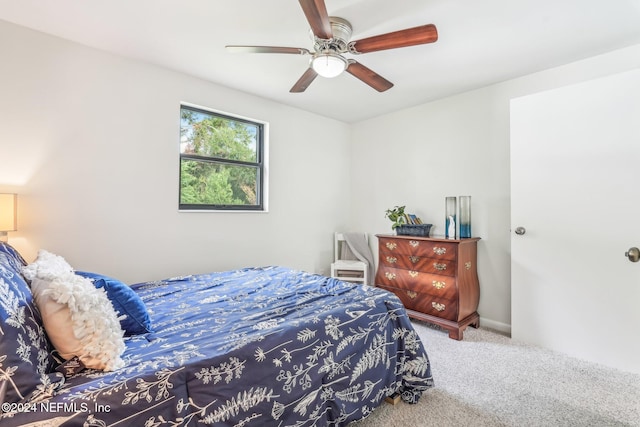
[432,302,445,312]
[434,262,447,271]
[386,256,397,264]
[432,280,446,290]
[409,256,420,264]
[465,261,472,270]
[385,242,397,250]
[408,270,419,278]
[409,240,419,248]
[433,246,447,255]
[407,291,417,299]
[385,272,397,280]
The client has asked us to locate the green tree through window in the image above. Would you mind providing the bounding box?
[179,105,265,210]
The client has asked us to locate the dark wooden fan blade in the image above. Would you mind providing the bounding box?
[290,68,319,93]
[226,45,311,55]
[350,24,438,54]
[298,0,332,39]
[346,61,393,92]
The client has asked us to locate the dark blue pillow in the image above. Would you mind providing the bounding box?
[0,243,64,403]
[75,271,152,336]
[0,240,27,273]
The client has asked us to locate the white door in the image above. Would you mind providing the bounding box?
[510,68,640,374]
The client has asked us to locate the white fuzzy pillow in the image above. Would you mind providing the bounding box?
[24,250,125,371]
[22,249,74,281]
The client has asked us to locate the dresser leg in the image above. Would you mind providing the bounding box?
[447,313,480,340]
[448,328,462,340]
[468,316,480,329]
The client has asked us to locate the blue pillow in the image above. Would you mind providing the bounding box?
[75,271,152,336]
[0,243,64,403]
[0,240,27,272]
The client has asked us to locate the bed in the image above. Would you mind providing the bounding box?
[0,242,433,426]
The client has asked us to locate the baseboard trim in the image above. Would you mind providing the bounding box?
[479,317,511,336]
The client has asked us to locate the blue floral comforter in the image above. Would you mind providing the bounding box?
[3,266,433,426]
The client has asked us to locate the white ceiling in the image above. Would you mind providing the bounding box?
[1,0,640,123]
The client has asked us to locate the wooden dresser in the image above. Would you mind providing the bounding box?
[375,234,480,340]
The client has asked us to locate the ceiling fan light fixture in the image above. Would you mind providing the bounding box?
[311,52,347,78]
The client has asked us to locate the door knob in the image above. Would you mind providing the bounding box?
[625,247,640,262]
[514,227,526,235]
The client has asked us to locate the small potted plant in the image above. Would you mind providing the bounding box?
[384,205,406,230]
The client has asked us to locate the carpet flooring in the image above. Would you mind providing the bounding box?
[352,321,640,426]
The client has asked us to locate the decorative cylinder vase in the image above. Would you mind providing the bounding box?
[459,196,471,238]
[445,196,457,239]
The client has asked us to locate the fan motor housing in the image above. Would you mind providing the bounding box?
[311,16,352,53]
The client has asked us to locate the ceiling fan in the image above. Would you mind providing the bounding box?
[226,0,438,93]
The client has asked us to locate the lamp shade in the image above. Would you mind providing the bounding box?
[311,53,348,78]
[0,193,17,232]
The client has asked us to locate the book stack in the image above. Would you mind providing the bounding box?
[403,213,423,225]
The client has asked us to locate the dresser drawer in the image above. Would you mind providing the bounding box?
[379,252,457,277]
[379,237,456,260]
[378,284,458,321]
[376,266,458,300]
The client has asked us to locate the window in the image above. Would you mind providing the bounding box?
[179,104,266,211]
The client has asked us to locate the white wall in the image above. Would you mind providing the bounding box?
[3,18,639,332]
[0,20,351,283]
[350,43,640,332]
